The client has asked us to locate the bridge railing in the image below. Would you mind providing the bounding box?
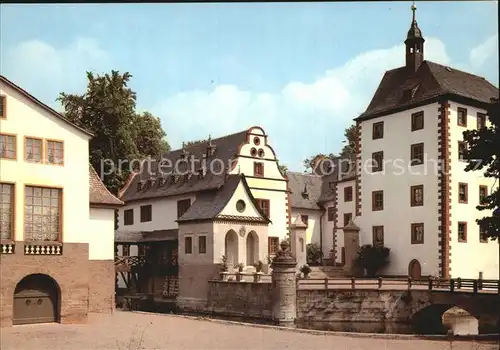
[297,277,500,294]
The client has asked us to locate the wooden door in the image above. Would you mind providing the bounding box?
[408,259,422,279]
[13,274,59,325]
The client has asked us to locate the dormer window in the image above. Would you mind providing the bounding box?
[301,184,309,199]
[146,178,155,189]
[158,177,167,187]
[411,84,419,99]
[199,165,207,178]
[137,181,144,191]
[206,135,216,157]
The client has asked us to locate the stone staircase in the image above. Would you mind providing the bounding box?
[309,266,349,279]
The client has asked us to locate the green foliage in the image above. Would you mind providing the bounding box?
[278,163,288,174]
[303,153,333,172]
[220,255,228,272]
[306,243,323,266]
[340,123,357,159]
[462,98,500,241]
[354,244,390,277]
[266,255,273,265]
[253,260,263,272]
[300,264,311,277]
[58,70,170,194]
[234,262,244,272]
[185,139,207,147]
[133,111,170,157]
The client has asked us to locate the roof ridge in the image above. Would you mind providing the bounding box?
[288,171,322,177]
[163,129,248,155]
[425,60,496,84]
[0,75,94,137]
[89,164,124,206]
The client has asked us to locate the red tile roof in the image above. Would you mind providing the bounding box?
[89,165,124,207]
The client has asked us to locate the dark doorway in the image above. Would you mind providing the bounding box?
[13,274,60,325]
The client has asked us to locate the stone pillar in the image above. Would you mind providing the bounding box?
[289,214,307,269]
[343,219,360,274]
[271,241,297,327]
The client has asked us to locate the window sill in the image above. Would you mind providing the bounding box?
[457,240,467,243]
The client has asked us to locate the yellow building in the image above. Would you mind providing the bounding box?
[0,75,123,327]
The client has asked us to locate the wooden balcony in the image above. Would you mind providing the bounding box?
[115,256,146,272]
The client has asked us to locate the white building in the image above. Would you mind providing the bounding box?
[0,75,123,327]
[116,7,498,286]
[291,6,498,279]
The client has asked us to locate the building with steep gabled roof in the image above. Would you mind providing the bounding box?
[0,75,123,327]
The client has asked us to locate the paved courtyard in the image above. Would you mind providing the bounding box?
[1,311,498,350]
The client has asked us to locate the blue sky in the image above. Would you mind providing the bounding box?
[1,2,498,170]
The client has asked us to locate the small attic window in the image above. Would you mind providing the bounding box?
[445,67,453,72]
[137,181,144,191]
[411,84,419,99]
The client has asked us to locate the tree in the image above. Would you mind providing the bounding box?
[354,244,390,277]
[302,123,357,172]
[303,153,334,172]
[58,70,170,194]
[340,123,357,159]
[133,112,170,156]
[462,98,500,241]
[278,163,288,174]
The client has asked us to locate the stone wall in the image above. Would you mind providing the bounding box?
[1,242,117,327]
[177,264,221,312]
[297,290,409,323]
[87,260,115,313]
[207,281,273,319]
[0,242,90,327]
[296,289,499,333]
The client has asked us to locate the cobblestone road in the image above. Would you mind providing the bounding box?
[1,311,498,350]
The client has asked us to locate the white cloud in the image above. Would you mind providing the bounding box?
[1,37,110,108]
[152,37,451,170]
[470,34,498,69]
[2,34,496,171]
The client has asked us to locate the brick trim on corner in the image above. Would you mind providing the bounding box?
[285,177,291,235]
[355,121,362,217]
[437,101,452,279]
[332,183,339,263]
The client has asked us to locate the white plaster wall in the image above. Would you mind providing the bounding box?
[117,194,196,232]
[0,82,91,244]
[213,222,268,268]
[229,127,288,243]
[358,103,441,276]
[247,185,288,242]
[178,221,215,265]
[334,180,357,263]
[219,180,262,218]
[322,200,336,260]
[88,207,115,260]
[290,208,322,246]
[448,102,499,279]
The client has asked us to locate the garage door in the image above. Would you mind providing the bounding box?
[13,274,59,325]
